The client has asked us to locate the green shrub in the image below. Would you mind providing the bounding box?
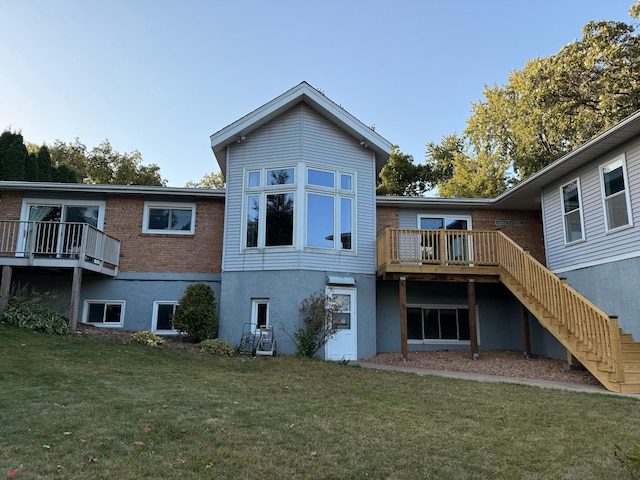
[172,283,218,342]
[199,338,236,356]
[1,290,71,335]
[130,330,164,346]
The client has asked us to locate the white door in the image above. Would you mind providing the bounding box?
[325,287,357,361]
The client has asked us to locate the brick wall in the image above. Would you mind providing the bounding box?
[104,195,224,274]
[471,209,546,265]
[376,205,399,235]
[0,191,24,220]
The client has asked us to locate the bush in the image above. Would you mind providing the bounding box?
[172,283,218,342]
[199,338,236,356]
[1,286,71,335]
[130,330,164,346]
[293,290,339,358]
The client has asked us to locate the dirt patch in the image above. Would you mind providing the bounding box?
[365,350,601,385]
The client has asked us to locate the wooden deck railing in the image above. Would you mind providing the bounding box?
[377,228,624,380]
[0,221,120,273]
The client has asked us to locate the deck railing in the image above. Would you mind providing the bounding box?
[377,228,624,380]
[0,221,120,273]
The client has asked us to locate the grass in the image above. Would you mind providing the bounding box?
[1,323,640,479]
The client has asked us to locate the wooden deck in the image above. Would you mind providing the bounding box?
[0,220,120,276]
[377,228,640,393]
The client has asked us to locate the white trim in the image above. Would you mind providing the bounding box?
[142,201,196,235]
[416,214,473,230]
[560,178,586,245]
[250,298,270,334]
[552,249,640,274]
[599,154,633,233]
[82,299,125,328]
[151,301,179,334]
[20,197,106,228]
[325,286,357,361]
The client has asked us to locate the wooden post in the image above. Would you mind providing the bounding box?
[438,228,446,265]
[521,304,531,358]
[609,316,625,383]
[0,265,12,310]
[70,267,83,332]
[467,279,479,359]
[399,276,408,361]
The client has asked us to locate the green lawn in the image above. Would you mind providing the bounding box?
[1,323,640,479]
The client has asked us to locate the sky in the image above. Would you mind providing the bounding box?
[0,0,636,187]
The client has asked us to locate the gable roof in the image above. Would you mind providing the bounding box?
[209,82,393,175]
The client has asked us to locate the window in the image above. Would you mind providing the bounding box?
[407,306,471,342]
[251,299,269,333]
[244,167,296,248]
[83,300,125,327]
[143,202,195,234]
[305,166,355,251]
[561,179,584,244]
[600,156,632,232]
[152,302,179,333]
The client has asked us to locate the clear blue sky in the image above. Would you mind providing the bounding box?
[0,0,635,186]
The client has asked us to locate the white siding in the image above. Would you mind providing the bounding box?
[222,104,377,274]
[543,139,640,271]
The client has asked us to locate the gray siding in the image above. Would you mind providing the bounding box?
[222,104,376,275]
[218,270,377,358]
[543,139,640,271]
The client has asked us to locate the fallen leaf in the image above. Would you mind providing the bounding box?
[133,441,145,446]
[310,451,317,458]
[63,432,72,436]
[7,470,17,479]
[42,445,50,449]
[143,425,150,433]
[88,457,98,464]
[221,427,228,433]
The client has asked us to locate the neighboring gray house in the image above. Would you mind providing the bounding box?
[210,82,392,360]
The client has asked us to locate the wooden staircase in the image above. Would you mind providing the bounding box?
[495,235,640,394]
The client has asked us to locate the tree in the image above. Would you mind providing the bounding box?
[427,8,640,197]
[185,171,225,189]
[0,130,28,181]
[51,138,166,186]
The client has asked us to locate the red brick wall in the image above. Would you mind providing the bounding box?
[471,209,546,265]
[376,205,399,235]
[104,195,224,274]
[0,191,24,220]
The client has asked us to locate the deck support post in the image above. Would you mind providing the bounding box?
[399,276,408,361]
[521,304,531,358]
[70,267,83,332]
[467,279,479,359]
[0,265,12,310]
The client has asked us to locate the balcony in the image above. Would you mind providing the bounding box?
[0,221,120,276]
[376,228,502,279]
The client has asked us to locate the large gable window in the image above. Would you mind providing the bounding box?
[244,167,296,248]
[143,202,195,235]
[305,167,354,251]
[561,179,584,244]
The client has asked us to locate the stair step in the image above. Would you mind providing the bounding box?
[618,382,640,394]
[621,343,640,352]
[622,351,640,361]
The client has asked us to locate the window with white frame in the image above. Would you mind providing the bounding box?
[83,300,125,327]
[305,167,354,250]
[600,155,633,232]
[143,202,196,234]
[251,299,269,333]
[407,306,471,342]
[152,301,179,333]
[561,179,585,244]
[244,167,296,248]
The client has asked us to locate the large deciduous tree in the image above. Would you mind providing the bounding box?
[185,171,226,189]
[425,5,640,198]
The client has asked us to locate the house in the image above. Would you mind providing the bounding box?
[2,82,640,392]
[0,183,224,333]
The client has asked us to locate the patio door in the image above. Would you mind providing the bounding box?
[23,203,101,256]
[418,216,471,264]
[325,287,357,361]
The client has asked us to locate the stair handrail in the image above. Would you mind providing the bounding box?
[494,231,623,377]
